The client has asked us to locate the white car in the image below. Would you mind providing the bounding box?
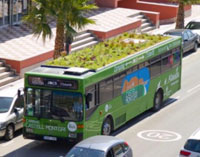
[185,20,200,44]
[0,81,24,140]
[179,128,200,157]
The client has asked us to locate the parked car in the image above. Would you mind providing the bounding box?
[179,128,200,157]
[164,29,198,54]
[65,135,133,157]
[185,20,200,44]
[0,84,24,140]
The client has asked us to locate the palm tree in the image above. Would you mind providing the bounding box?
[175,0,200,29]
[23,0,97,59]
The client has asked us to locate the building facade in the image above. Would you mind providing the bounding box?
[0,0,30,27]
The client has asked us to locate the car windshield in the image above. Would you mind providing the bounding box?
[184,139,200,153]
[0,97,13,113]
[66,147,105,157]
[25,88,83,121]
[185,22,200,29]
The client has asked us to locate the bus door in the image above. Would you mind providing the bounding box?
[84,84,101,138]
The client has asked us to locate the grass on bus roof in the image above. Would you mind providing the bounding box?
[46,32,169,70]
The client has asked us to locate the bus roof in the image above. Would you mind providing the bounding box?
[28,66,96,79]
[25,35,181,84]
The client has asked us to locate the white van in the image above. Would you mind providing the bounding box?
[0,80,24,140]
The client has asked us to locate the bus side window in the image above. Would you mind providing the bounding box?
[150,55,161,79]
[113,72,126,97]
[99,78,113,104]
[161,51,172,73]
[172,47,181,67]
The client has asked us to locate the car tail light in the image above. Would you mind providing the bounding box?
[180,150,191,156]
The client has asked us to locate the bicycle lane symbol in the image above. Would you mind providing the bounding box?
[137,130,182,142]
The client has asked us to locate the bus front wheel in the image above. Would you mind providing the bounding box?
[102,118,113,135]
[152,91,163,111]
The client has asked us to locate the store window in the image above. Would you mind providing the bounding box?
[0,0,29,27]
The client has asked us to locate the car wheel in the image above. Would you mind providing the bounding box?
[152,91,163,112]
[193,42,198,52]
[5,125,14,141]
[102,118,112,136]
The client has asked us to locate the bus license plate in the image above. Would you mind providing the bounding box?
[43,136,57,141]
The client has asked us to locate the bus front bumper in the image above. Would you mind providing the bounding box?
[23,128,83,143]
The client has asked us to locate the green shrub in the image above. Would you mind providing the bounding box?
[46,33,169,69]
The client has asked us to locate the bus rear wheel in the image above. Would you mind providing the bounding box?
[102,118,113,136]
[152,91,163,111]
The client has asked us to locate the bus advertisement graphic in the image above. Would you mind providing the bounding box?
[121,67,150,104]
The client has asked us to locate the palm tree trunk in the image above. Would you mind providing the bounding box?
[175,2,185,29]
[54,21,64,59]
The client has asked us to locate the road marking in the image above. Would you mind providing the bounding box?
[137,130,182,142]
[187,84,200,93]
[1,140,14,147]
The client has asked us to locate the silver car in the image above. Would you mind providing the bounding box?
[65,135,133,157]
[164,29,198,54]
[0,84,24,140]
[185,20,200,44]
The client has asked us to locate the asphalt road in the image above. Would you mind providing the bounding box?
[0,49,200,157]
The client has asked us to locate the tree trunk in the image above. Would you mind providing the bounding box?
[54,21,64,59]
[175,2,185,29]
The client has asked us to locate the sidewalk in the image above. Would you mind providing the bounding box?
[0,78,24,91]
[150,5,200,34]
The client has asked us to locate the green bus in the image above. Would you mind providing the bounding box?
[23,35,182,143]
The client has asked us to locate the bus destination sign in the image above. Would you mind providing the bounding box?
[28,76,78,90]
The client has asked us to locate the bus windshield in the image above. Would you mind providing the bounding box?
[25,88,83,121]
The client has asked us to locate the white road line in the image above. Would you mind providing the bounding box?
[1,140,14,147]
[187,84,200,93]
